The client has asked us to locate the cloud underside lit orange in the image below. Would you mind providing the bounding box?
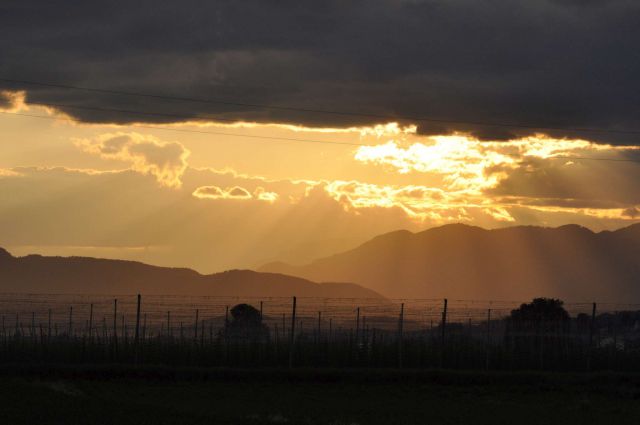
[1,101,639,229]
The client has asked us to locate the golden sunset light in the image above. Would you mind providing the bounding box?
[2,99,638,274]
[4,1,640,420]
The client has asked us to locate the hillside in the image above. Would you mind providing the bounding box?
[260,223,640,301]
[0,248,384,298]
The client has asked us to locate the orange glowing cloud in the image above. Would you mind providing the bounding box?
[0,168,22,178]
[75,132,190,188]
[254,186,279,203]
[192,185,277,202]
[0,90,28,113]
[354,134,639,195]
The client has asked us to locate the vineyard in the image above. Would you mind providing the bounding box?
[1,293,639,371]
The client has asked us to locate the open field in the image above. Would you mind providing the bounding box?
[1,366,640,424]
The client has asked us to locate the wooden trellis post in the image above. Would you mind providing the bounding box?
[398,303,404,368]
[485,308,491,370]
[88,303,94,340]
[68,306,73,337]
[113,299,118,349]
[193,309,199,343]
[135,294,141,345]
[440,298,448,367]
[588,302,597,372]
[355,307,360,345]
[289,296,297,368]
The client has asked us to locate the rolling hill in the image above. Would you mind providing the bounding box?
[260,223,640,301]
[0,248,384,298]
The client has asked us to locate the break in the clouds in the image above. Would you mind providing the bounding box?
[75,132,190,188]
[347,133,640,221]
[354,135,640,192]
[1,1,640,143]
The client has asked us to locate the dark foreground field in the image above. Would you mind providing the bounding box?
[1,366,640,425]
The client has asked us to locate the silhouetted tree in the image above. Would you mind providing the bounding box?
[509,298,569,327]
[506,298,571,358]
[219,303,269,342]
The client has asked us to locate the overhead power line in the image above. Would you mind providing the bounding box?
[1,109,639,164]
[0,111,363,147]
[31,100,241,124]
[2,77,640,136]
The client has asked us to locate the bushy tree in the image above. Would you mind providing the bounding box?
[220,303,269,342]
[508,298,570,332]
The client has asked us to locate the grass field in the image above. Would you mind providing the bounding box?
[1,366,640,424]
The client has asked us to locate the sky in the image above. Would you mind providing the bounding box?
[1,1,639,273]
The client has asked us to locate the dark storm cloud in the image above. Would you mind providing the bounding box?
[1,0,639,143]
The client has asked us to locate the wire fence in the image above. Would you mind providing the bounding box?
[1,293,639,371]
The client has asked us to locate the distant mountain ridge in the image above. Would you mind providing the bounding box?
[0,249,384,298]
[260,223,640,301]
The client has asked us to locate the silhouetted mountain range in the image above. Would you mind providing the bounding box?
[260,223,640,301]
[0,248,384,298]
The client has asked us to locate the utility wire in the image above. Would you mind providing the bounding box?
[32,101,240,124]
[2,77,640,136]
[0,111,364,147]
[2,109,639,163]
